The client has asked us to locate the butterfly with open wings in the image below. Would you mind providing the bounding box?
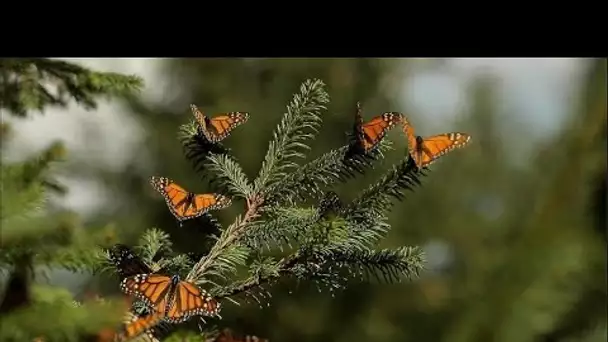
[191,104,249,144]
[402,118,471,169]
[120,273,221,324]
[150,176,231,223]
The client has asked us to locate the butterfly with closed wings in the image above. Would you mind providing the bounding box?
[108,244,154,279]
[402,118,471,169]
[354,101,404,153]
[191,104,249,144]
[120,273,221,324]
[150,176,232,223]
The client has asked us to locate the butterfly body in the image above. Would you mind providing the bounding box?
[354,102,403,153]
[403,120,471,169]
[150,176,231,222]
[120,273,221,324]
[191,104,249,143]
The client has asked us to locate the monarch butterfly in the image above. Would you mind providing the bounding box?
[150,176,232,222]
[191,104,250,143]
[120,273,221,324]
[354,101,404,153]
[108,244,153,279]
[402,119,471,169]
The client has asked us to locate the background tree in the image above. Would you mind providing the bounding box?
[0,58,142,341]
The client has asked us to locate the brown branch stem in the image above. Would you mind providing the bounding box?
[186,194,263,282]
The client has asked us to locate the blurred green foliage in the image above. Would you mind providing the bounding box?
[1,58,141,341]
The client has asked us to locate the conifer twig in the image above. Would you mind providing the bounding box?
[186,195,264,282]
[216,252,302,299]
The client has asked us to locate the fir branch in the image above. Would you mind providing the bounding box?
[186,209,258,285]
[205,154,253,198]
[216,252,302,300]
[324,158,424,249]
[178,121,230,177]
[265,140,391,206]
[136,228,173,265]
[185,168,267,284]
[242,206,320,250]
[34,246,107,274]
[0,58,143,116]
[310,246,425,284]
[163,253,196,275]
[215,215,422,301]
[0,142,65,222]
[253,79,329,194]
[347,157,424,219]
[342,215,392,251]
[215,245,424,300]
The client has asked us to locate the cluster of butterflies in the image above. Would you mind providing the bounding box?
[104,245,268,341]
[99,101,470,341]
[100,244,220,341]
[92,105,253,341]
[156,102,470,226]
[353,101,471,168]
[150,104,250,223]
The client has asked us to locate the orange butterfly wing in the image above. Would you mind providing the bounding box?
[165,281,221,323]
[115,311,165,342]
[191,104,249,143]
[355,103,403,152]
[184,193,232,218]
[120,274,173,311]
[150,176,232,221]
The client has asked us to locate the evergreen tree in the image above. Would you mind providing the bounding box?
[0,58,142,341]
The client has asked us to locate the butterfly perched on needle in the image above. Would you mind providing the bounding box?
[191,104,250,144]
[353,101,404,153]
[402,118,471,169]
[120,273,221,324]
[150,176,232,223]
